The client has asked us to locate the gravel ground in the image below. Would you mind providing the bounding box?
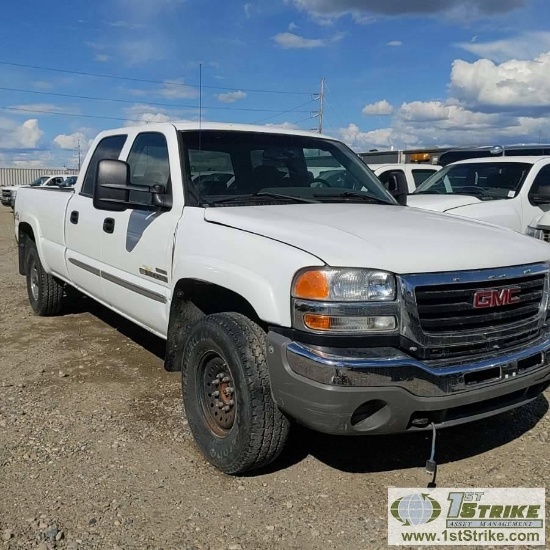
[0,206,549,550]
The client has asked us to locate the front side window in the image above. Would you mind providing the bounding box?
[181,130,394,206]
[126,132,171,205]
[414,162,532,200]
[81,135,127,197]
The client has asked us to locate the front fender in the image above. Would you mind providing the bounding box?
[172,216,323,327]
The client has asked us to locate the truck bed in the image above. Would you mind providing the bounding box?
[15,186,74,280]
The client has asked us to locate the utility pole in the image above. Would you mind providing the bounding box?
[317,77,325,134]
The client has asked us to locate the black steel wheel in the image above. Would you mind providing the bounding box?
[25,241,64,316]
[182,312,290,474]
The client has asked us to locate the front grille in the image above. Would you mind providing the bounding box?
[415,274,545,334]
[1,189,10,198]
[542,230,550,243]
[408,328,541,363]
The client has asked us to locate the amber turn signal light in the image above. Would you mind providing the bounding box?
[293,270,330,300]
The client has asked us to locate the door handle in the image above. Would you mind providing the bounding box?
[70,211,79,224]
[103,218,115,234]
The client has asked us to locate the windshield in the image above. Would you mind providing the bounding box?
[30,176,49,187]
[180,130,395,206]
[414,162,533,200]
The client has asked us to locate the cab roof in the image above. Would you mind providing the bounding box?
[451,156,550,166]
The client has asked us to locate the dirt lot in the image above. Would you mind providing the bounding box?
[1,207,549,550]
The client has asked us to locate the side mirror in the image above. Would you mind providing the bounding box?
[387,173,408,206]
[93,159,130,212]
[93,159,172,211]
[530,185,550,205]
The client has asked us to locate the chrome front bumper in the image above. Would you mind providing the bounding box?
[266,331,550,434]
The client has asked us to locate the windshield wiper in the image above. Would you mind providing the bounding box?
[255,191,318,203]
[205,192,318,206]
[313,191,392,204]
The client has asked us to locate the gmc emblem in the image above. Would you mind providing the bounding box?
[473,287,521,309]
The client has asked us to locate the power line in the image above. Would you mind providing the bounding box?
[2,103,320,126]
[253,99,318,124]
[0,86,313,113]
[0,60,314,96]
[290,114,316,126]
[1,105,143,123]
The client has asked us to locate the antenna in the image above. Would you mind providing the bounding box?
[77,138,81,171]
[199,63,202,152]
[317,77,325,134]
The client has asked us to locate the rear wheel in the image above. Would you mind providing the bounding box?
[26,242,64,316]
[182,312,289,474]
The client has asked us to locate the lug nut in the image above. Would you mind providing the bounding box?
[212,379,220,386]
[223,405,231,412]
[212,391,220,398]
[216,401,224,409]
[222,376,230,383]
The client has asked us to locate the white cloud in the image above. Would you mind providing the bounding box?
[32,81,54,90]
[450,50,550,111]
[339,123,398,149]
[386,40,402,47]
[264,122,300,129]
[54,132,92,151]
[158,79,198,99]
[123,104,177,126]
[0,118,44,149]
[244,3,254,17]
[291,0,526,20]
[8,104,79,116]
[216,91,247,103]
[273,31,344,49]
[95,54,110,62]
[288,22,299,30]
[362,100,393,115]
[106,20,146,29]
[117,39,166,65]
[457,31,550,62]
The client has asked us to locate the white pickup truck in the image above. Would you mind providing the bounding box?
[368,163,441,193]
[1,174,75,209]
[408,156,550,233]
[14,122,550,474]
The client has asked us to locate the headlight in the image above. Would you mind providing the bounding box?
[526,226,544,240]
[292,268,396,302]
[292,268,398,334]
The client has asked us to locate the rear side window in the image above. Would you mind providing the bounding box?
[412,169,438,186]
[81,135,127,197]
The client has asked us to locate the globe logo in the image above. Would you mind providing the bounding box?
[391,493,441,526]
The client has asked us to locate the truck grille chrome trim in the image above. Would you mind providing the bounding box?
[399,263,550,356]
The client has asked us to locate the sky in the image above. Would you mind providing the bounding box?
[0,0,549,168]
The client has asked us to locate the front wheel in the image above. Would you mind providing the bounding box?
[26,242,64,316]
[181,312,289,474]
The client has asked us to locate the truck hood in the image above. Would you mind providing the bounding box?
[407,194,481,212]
[204,204,550,274]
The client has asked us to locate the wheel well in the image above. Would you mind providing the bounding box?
[164,279,265,372]
[18,222,35,275]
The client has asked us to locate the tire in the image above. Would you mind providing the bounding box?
[182,312,290,474]
[26,242,64,316]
